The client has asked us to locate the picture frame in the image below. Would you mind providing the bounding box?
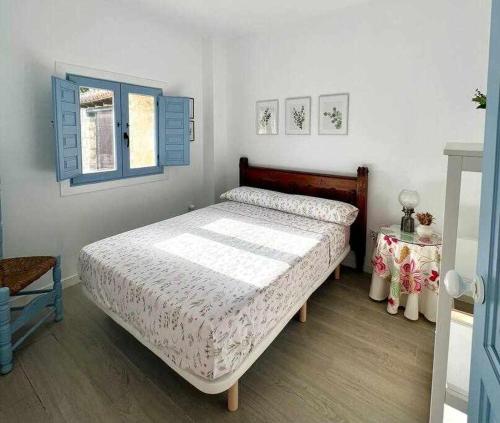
[319,93,349,135]
[189,97,194,120]
[285,96,311,135]
[256,99,279,135]
[189,120,195,142]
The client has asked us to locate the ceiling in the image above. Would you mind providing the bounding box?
[124,0,371,36]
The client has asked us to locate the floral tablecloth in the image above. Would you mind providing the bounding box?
[369,227,441,322]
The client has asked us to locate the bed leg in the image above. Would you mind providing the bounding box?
[299,301,307,323]
[227,381,238,412]
[334,265,341,280]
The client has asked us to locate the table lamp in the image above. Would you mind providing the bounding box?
[399,189,419,233]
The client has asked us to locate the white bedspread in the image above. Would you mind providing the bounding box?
[79,201,349,381]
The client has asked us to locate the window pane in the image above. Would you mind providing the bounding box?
[79,87,116,173]
[128,93,156,169]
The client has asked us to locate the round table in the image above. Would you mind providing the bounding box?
[369,225,442,322]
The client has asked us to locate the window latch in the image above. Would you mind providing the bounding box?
[123,132,129,148]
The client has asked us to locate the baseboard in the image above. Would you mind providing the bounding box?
[446,385,468,414]
[60,274,80,289]
[451,310,474,326]
[11,274,80,305]
[341,251,372,273]
[457,294,474,305]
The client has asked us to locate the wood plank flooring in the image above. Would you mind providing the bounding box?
[0,269,434,422]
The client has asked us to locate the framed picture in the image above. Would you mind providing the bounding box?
[189,98,194,120]
[256,99,279,135]
[189,120,195,141]
[319,93,349,135]
[285,97,311,135]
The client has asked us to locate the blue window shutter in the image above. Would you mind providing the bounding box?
[158,96,190,166]
[52,76,82,181]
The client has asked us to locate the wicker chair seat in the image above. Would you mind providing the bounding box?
[0,256,57,295]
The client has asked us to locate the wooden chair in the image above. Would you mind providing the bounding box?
[0,256,63,374]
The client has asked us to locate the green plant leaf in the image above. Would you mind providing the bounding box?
[472,89,487,109]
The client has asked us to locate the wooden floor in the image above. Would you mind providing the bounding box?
[0,269,434,422]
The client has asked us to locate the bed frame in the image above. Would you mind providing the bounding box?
[239,157,369,271]
[83,158,369,413]
[84,247,350,411]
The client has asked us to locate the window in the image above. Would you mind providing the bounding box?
[51,75,190,184]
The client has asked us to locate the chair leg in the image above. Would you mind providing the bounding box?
[53,256,63,322]
[0,287,12,375]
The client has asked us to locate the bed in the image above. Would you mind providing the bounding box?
[79,157,368,411]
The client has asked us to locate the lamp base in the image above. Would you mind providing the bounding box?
[401,208,415,233]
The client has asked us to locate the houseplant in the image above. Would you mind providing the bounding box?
[416,212,434,237]
[472,89,487,109]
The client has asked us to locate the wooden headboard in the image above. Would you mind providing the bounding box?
[239,157,369,271]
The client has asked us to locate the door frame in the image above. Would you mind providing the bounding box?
[429,145,483,423]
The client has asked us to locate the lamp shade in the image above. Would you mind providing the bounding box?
[398,189,419,209]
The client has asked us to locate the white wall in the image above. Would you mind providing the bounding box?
[0,0,209,280]
[0,0,491,280]
[218,0,491,269]
[212,38,230,204]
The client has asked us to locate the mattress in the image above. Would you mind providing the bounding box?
[79,201,349,382]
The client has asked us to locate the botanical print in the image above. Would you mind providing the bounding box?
[256,99,278,135]
[286,97,311,135]
[260,108,272,128]
[319,93,349,135]
[79,200,348,381]
[292,105,306,129]
[323,106,342,129]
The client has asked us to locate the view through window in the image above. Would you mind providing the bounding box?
[79,87,117,174]
[128,93,156,169]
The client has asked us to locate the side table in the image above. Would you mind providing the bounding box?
[369,225,441,322]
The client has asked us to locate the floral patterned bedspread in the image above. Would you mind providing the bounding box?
[79,201,349,381]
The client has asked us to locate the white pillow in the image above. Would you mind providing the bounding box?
[220,186,359,226]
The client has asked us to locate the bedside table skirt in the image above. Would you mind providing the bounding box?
[369,230,441,322]
[369,274,438,322]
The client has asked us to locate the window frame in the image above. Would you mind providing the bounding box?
[67,74,162,186]
[68,75,123,185]
[120,83,162,178]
